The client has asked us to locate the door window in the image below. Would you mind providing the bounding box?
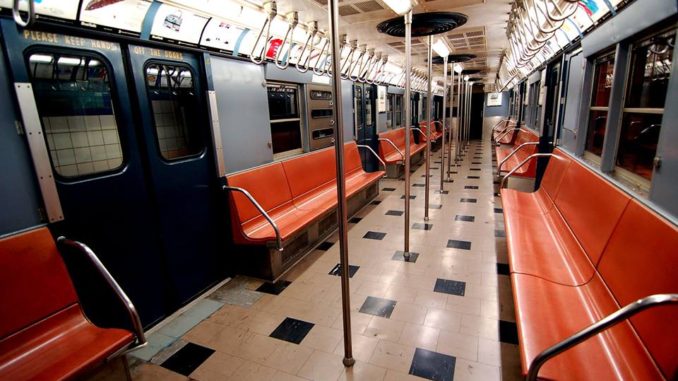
[267,83,302,158]
[585,51,615,157]
[145,63,204,161]
[27,52,124,178]
[365,87,373,126]
[615,28,674,183]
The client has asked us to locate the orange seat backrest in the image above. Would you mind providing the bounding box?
[554,160,631,266]
[379,128,406,157]
[283,148,337,199]
[597,200,678,380]
[343,141,363,175]
[226,163,293,224]
[0,227,78,339]
[539,148,573,200]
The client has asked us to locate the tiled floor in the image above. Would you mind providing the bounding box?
[130,140,522,381]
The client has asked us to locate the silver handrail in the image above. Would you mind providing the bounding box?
[274,11,298,70]
[223,185,283,251]
[378,137,405,160]
[411,127,433,142]
[499,153,554,189]
[13,0,34,27]
[250,1,277,65]
[495,127,532,145]
[497,141,541,172]
[56,237,147,351]
[348,44,367,81]
[356,144,386,168]
[527,294,678,381]
[312,36,329,76]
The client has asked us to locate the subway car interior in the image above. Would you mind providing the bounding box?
[0,0,677,380]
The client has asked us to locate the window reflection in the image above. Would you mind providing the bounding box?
[615,28,674,184]
[585,51,615,157]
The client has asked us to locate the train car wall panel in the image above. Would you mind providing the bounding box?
[265,63,313,84]
[341,79,355,142]
[581,0,678,58]
[0,41,42,235]
[211,56,274,173]
[561,52,585,152]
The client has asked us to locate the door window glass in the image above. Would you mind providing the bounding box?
[146,63,204,160]
[615,28,674,183]
[365,87,373,126]
[27,52,123,178]
[267,83,302,157]
[585,52,615,157]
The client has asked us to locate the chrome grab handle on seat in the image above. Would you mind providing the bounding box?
[377,137,405,160]
[56,237,147,352]
[357,144,386,169]
[223,185,283,252]
[491,118,510,132]
[13,0,35,27]
[499,153,554,189]
[527,294,678,381]
[495,126,529,143]
[497,141,541,172]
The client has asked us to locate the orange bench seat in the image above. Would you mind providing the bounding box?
[495,128,539,178]
[378,127,426,165]
[227,141,384,244]
[0,228,137,380]
[419,121,442,142]
[501,148,677,380]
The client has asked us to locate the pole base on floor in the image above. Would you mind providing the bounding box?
[343,357,356,367]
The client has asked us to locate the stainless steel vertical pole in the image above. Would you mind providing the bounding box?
[327,0,354,367]
[446,67,454,181]
[424,35,432,220]
[454,73,464,164]
[466,82,472,148]
[439,56,448,190]
[403,11,412,256]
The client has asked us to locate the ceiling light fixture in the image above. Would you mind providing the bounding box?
[432,38,450,57]
[381,0,417,16]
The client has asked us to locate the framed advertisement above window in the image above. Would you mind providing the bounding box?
[486,92,503,106]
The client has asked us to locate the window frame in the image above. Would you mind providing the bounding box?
[24,46,127,180]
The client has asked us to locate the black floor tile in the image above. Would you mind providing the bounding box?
[460,198,477,203]
[329,263,360,278]
[454,215,475,222]
[371,200,382,205]
[363,231,387,240]
[429,204,443,209]
[393,251,419,262]
[495,230,506,238]
[317,241,334,251]
[270,317,315,344]
[430,167,439,170]
[467,176,480,179]
[470,168,481,171]
[349,217,363,224]
[413,183,426,187]
[256,280,292,295]
[409,348,456,381]
[359,296,397,318]
[421,174,433,177]
[382,187,396,191]
[464,186,479,190]
[412,223,433,231]
[161,343,215,376]
[401,195,417,200]
[472,162,482,165]
[447,240,472,250]
[435,190,450,194]
[434,278,466,296]
[386,210,404,216]
[497,263,510,275]
[434,161,442,164]
[494,208,503,214]
[499,320,519,345]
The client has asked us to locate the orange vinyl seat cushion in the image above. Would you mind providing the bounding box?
[227,142,384,244]
[0,228,134,381]
[495,129,539,178]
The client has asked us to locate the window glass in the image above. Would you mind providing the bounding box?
[615,28,674,183]
[267,83,302,156]
[28,52,123,177]
[365,87,373,126]
[386,95,393,128]
[585,51,616,156]
[146,63,203,160]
